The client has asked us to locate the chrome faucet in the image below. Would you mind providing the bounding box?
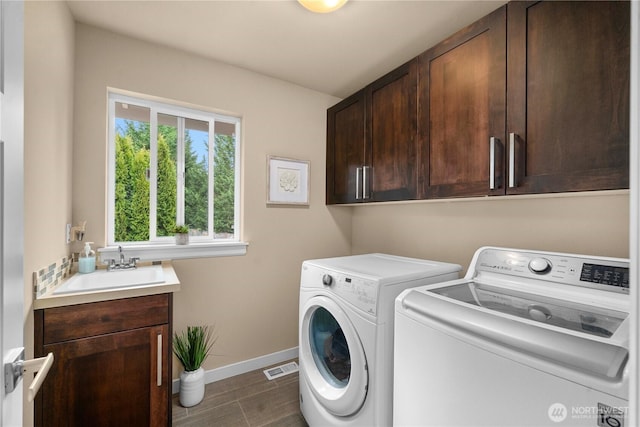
[105,246,140,271]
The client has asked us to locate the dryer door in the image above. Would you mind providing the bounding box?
[300,295,368,417]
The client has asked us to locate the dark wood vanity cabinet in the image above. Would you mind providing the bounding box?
[419,0,629,199]
[326,59,418,204]
[34,294,172,427]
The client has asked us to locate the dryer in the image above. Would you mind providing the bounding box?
[299,253,461,426]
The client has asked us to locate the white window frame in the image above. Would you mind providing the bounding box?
[103,91,246,261]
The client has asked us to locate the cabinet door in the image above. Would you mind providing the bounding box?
[419,6,506,198]
[367,59,418,201]
[40,325,169,427]
[507,1,630,194]
[326,90,366,204]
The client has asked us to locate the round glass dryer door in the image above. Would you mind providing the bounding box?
[300,295,368,417]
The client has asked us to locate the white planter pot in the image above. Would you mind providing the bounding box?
[179,367,205,407]
[175,233,189,245]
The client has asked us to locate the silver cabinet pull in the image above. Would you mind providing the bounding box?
[362,166,370,199]
[355,167,362,200]
[489,137,498,190]
[509,132,517,188]
[157,334,162,387]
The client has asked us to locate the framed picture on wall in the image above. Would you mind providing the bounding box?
[267,156,310,206]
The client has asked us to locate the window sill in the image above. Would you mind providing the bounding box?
[97,241,248,263]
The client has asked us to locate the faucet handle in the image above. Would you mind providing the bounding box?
[129,257,140,267]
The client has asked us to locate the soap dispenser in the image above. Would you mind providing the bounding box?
[78,242,96,274]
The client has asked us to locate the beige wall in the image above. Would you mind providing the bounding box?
[352,192,630,269]
[24,2,75,425]
[72,24,351,376]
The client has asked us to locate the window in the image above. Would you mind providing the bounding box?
[106,91,243,257]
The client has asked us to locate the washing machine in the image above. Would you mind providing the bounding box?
[394,247,630,426]
[299,253,461,426]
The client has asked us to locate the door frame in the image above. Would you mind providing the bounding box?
[1,1,24,426]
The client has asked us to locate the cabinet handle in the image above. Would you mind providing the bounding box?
[489,137,498,190]
[355,167,362,200]
[509,132,517,188]
[362,166,370,200]
[157,334,162,387]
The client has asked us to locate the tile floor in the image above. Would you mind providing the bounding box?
[172,360,308,426]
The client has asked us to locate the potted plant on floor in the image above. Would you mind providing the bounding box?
[173,224,190,245]
[173,325,217,407]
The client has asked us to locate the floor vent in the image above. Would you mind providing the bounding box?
[263,361,299,380]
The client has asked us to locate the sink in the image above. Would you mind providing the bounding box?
[53,266,165,295]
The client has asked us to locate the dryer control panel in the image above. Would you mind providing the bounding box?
[324,273,378,316]
[302,263,379,316]
[474,248,629,294]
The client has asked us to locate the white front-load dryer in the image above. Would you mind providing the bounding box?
[299,253,461,426]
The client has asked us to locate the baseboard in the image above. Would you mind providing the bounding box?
[172,346,299,394]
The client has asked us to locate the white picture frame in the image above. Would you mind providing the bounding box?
[267,156,310,205]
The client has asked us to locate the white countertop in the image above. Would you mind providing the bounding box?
[33,261,180,310]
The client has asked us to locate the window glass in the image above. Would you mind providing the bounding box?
[185,118,210,237]
[108,92,241,246]
[114,102,151,242]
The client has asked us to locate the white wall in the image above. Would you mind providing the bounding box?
[72,24,351,377]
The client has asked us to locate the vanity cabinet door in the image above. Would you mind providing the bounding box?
[418,6,507,198]
[39,325,169,427]
[34,294,172,427]
[506,0,630,194]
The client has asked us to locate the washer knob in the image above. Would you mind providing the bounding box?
[529,258,551,274]
[322,274,334,287]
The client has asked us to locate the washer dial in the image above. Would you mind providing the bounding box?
[529,258,552,274]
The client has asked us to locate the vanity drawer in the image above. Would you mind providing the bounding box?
[40,293,170,344]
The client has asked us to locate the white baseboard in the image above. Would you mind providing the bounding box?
[172,347,299,394]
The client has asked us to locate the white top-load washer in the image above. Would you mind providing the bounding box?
[394,247,630,427]
[299,253,461,426]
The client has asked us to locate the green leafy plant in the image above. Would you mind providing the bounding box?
[173,325,217,372]
[173,224,189,234]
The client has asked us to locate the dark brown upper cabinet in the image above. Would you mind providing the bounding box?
[420,1,629,199]
[326,90,366,204]
[327,0,629,204]
[327,60,418,204]
[506,0,630,194]
[418,6,507,199]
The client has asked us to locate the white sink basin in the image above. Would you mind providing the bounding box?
[53,266,165,295]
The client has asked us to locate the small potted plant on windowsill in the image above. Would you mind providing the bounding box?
[173,225,190,245]
[173,325,217,407]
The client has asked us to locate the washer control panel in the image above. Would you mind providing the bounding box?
[475,248,629,294]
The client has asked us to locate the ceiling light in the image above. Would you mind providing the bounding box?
[298,0,348,13]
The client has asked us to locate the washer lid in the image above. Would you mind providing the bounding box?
[400,285,629,380]
[304,253,461,284]
[429,282,628,338]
